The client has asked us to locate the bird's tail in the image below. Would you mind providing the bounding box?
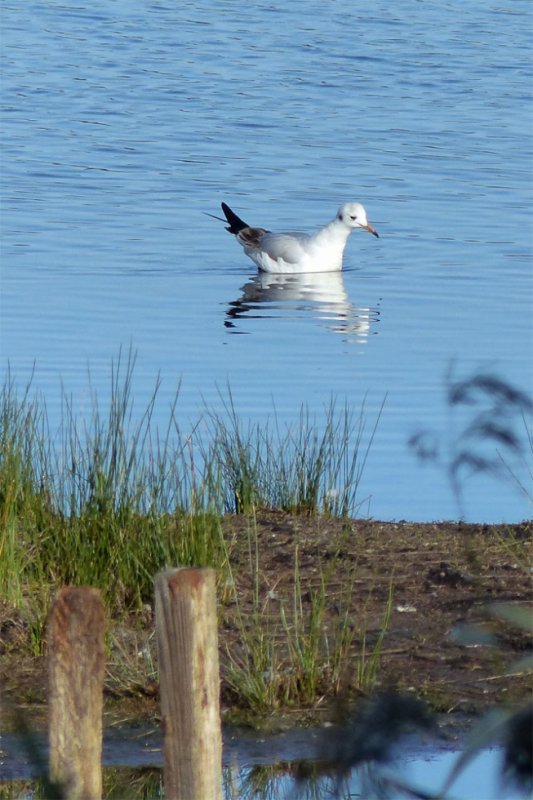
[221,202,249,234]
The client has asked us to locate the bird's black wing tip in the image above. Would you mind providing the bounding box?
[220,202,249,234]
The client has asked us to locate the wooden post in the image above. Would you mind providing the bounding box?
[47,586,105,800]
[155,568,222,800]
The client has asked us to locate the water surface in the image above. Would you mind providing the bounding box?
[0,726,526,800]
[2,0,532,521]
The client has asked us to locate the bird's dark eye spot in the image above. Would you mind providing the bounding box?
[350,215,357,221]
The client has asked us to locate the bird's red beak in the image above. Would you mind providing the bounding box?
[364,223,379,238]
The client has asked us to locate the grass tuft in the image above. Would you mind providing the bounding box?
[221,516,392,715]
[202,389,384,516]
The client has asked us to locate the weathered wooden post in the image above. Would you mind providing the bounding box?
[47,586,105,800]
[155,568,222,800]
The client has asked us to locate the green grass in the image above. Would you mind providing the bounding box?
[202,389,383,516]
[0,353,387,711]
[0,356,381,609]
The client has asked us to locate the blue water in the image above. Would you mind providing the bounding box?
[2,0,532,521]
[253,748,527,800]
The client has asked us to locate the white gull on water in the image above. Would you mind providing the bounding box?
[217,202,379,274]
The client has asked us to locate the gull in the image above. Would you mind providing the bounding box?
[217,201,379,274]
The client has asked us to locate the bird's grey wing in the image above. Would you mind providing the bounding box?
[253,232,311,264]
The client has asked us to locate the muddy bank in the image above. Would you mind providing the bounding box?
[1,516,531,729]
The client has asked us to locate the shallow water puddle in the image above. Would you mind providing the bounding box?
[0,726,526,799]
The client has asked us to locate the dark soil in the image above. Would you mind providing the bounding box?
[1,515,531,731]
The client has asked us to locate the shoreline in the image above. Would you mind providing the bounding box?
[1,515,531,732]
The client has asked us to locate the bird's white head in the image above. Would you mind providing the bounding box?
[337,202,379,237]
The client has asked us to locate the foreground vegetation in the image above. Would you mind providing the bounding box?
[0,358,530,724]
[1,354,382,602]
[1,356,388,713]
[1,359,531,797]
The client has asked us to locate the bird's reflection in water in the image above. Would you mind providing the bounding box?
[225,271,380,344]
